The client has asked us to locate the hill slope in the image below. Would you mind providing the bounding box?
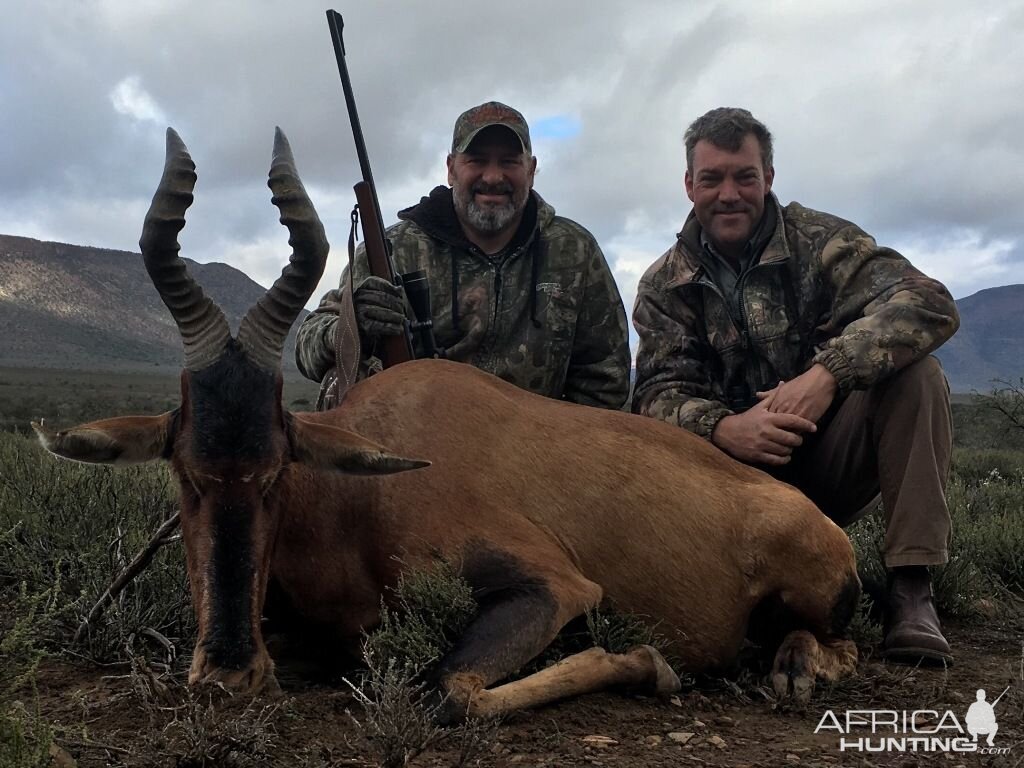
[0,234,309,373]
[933,284,1024,393]
[1,234,1020,391]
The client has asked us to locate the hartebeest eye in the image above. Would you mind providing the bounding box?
[258,469,283,496]
[175,469,201,502]
[178,468,226,497]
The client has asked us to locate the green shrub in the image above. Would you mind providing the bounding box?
[0,701,53,768]
[0,431,194,664]
[0,584,61,768]
[848,449,1024,616]
[585,605,665,655]
[945,468,1024,593]
[363,559,477,673]
[951,448,1024,486]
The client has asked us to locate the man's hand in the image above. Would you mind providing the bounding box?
[353,275,406,339]
[759,364,838,424]
[711,401,817,466]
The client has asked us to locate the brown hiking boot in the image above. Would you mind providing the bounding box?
[883,566,953,665]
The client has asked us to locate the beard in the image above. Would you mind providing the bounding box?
[454,181,529,234]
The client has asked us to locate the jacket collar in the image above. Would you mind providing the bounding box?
[665,192,791,290]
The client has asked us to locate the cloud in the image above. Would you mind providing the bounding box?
[110,76,167,124]
[896,230,1023,300]
[1,0,1021,319]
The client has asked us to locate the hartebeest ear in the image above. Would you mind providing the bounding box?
[288,413,430,475]
[32,413,176,465]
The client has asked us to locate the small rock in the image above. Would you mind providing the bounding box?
[668,731,695,744]
[693,719,707,728]
[510,756,526,763]
[708,734,727,749]
[645,735,663,747]
[785,754,801,763]
[669,695,683,707]
[972,598,998,618]
[48,744,77,768]
[581,735,617,748]
[713,715,736,727]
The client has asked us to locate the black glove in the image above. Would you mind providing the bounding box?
[354,275,406,339]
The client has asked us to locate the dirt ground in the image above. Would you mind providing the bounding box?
[22,616,1023,768]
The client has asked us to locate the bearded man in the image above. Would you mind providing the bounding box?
[296,101,630,410]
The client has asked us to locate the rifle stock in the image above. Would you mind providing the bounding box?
[327,9,413,367]
[354,180,413,365]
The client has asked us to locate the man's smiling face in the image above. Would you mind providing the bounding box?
[448,125,536,240]
[685,133,774,258]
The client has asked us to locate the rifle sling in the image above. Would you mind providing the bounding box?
[322,205,363,409]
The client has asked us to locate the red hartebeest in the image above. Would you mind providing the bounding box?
[35,129,860,718]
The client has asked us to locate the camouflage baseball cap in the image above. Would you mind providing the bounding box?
[451,101,532,154]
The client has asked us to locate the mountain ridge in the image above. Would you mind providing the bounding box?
[0,234,308,373]
[0,233,1019,392]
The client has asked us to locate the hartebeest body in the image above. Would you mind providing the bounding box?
[35,129,860,718]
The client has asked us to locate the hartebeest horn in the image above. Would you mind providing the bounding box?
[237,128,330,371]
[139,128,231,371]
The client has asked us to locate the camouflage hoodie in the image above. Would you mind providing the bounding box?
[632,194,960,438]
[296,186,631,409]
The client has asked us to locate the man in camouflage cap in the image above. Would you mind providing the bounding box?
[296,100,630,409]
[632,107,960,663]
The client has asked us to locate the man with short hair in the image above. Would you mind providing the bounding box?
[632,107,960,663]
[296,101,630,410]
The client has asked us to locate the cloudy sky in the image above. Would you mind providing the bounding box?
[2,0,1021,349]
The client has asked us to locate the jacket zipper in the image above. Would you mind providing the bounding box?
[691,258,791,405]
[736,260,792,388]
[692,268,742,346]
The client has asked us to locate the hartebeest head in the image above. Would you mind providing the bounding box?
[34,129,427,691]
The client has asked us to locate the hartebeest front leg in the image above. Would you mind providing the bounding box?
[448,644,679,719]
[436,556,679,720]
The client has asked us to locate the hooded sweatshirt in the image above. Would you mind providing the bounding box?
[296,187,630,410]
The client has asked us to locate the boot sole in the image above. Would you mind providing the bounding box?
[883,646,954,666]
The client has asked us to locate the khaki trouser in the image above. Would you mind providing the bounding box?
[769,355,953,568]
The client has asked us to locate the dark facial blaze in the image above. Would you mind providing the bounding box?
[189,341,280,462]
[204,498,258,669]
[183,341,284,670]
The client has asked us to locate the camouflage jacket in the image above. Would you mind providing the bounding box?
[632,194,960,438]
[296,187,631,409]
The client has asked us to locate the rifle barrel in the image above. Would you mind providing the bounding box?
[991,685,1011,708]
[326,9,386,229]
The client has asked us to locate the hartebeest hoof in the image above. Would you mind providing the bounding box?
[771,631,858,705]
[771,630,818,705]
[635,644,682,696]
[189,649,281,697]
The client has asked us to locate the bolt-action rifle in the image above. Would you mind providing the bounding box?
[326,9,414,367]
